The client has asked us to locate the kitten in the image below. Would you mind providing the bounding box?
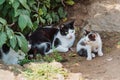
[76,30,103,60]
[28,20,75,59]
[0,44,25,65]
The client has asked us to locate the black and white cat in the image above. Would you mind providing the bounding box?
[0,44,25,65]
[76,30,103,60]
[28,20,75,59]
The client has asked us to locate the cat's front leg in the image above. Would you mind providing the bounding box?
[86,46,92,60]
[56,45,69,52]
[45,49,53,55]
[98,45,103,56]
[45,45,68,54]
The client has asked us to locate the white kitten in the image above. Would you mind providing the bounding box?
[0,45,25,65]
[76,30,103,60]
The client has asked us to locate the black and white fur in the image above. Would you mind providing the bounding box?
[0,44,25,65]
[28,20,75,59]
[76,30,103,60]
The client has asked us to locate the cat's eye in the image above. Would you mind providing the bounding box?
[65,32,68,34]
[88,41,90,42]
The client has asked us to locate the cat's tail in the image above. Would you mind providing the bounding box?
[27,42,52,59]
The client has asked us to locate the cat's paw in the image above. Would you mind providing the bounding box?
[92,53,96,58]
[98,52,103,56]
[65,48,69,52]
[86,57,92,60]
[69,48,74,52]
[61,48,69,52]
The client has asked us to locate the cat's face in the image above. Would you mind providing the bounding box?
[84,30,97,44]
[60,20,75,39]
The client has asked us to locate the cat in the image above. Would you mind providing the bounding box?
[0,44,25,65]
[76,30,103,60]
[27,20,75,59]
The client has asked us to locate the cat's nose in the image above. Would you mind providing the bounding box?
[69,35,72,39]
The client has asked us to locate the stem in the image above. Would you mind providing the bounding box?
[8,22,15,27]
[61,0,65,7]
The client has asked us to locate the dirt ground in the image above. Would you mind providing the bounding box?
[60,31,120,80]
[62,0,120,79]
[62,48,120,80]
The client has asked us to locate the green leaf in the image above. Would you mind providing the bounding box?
[38,8,43,15]
[6,27,14,39]
[0,24,2,30]
[0,0,5,5]
[28,0,36,7]
[16,36,22,47]
[16,34,28,53]
[9,0,15,4]
[65,0,75,5]
[40,17,46,24]
[10,36,17,49]
[0,17,7,25]
[44,0,50,8]
[18,0,30,11]
[12,0,20,10]
[15,9,30,17]
[0,32,7,48]
[33,21,39,30]
[58,7,67,18]
[46,14,52,24]
[51,12,59,22]
[27,16,33,29]
[41,6,47,17]
[18,14,33,29]
[18,14,28,31]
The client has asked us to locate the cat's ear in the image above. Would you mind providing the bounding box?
[63,20,75,26]
[59,24,65,29]
[69,20,75,26]
[83,29,90,35]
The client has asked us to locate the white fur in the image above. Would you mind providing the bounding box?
[35,42,51,53]
[76,32,103,60]
[45,29,75,54]
[1,48,25,65]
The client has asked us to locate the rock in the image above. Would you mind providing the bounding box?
[49,61,63,68]
[87,0,120,32]
[16,74,27,80]
[23,62,46,69]
[0,70,15,80]
[66,73,83,80]
[53,74,64,80]
[106,57,113,61]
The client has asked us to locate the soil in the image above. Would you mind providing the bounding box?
[62,0,120,79]
[60,31,120,80]
[62,48,120,80]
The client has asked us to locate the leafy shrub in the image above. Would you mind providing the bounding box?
[0,0,74,52]
[42,52,63,62]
